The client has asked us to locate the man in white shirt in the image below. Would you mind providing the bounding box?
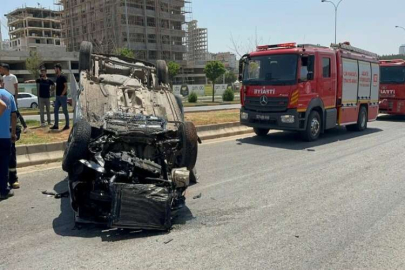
[2,65,18,96]
[0,63,27,132]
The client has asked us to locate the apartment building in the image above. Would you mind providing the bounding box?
[60,0,189,63]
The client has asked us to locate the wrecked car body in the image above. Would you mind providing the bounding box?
[62,42,199,230]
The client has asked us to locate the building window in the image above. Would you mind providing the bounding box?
[136,33,145,43]
[148,34,156,43]
[161,19,169,29]
[172,36,182,46]
[174,52,183,61]
[148,50,157,60]
[137,51,146,60]
[146,0,155,11]
[162,35,170,45]
[147,17,156,27]
[160,3,169,12]
[162,51,171,60]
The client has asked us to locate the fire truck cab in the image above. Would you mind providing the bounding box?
[239,42,380,141]
[379,59,405,115]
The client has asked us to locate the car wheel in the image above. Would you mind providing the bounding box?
[156,60,169,85]
[179,122,198,172]
[301,110,321,141]
[254,128,269,137]
[62,120,92,173]
[79,41,93,71]
[174,95,184,121]
[30,102,38,109]
[346,106,367,132]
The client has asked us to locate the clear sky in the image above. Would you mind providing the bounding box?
[2,0,405,56]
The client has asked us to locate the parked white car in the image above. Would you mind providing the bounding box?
[17,93,38,109]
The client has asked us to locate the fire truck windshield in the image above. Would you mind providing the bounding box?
[243,54,298,85]
[380,66,405,84]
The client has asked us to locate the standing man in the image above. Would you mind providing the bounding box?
[0,82,17,200]
[1,63,28,133]
[51,63,69,131]
[36,67,54,127]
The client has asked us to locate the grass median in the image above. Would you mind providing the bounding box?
[17,109,240,145]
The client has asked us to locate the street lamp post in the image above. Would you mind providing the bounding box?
[321,0,344,44]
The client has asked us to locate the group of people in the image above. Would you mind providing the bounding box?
[0,63,70,200]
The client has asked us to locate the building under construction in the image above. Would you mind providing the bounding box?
[5,7,65,51]
[174,19,208,85]
[60,0,190,63]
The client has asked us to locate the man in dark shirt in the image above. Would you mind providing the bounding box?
[36,67,54,127]
[51,63,69,131]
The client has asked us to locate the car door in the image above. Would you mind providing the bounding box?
[18,94,30,108]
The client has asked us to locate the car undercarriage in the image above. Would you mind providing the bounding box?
[62,41,199,230]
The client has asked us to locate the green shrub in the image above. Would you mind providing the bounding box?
[188,92,198,103]
[222,88,235,102]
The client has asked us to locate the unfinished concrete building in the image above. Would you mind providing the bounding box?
[174,20,208,85]
[3,7,78,83]
[60,0,189,63]
[5,7,65,51]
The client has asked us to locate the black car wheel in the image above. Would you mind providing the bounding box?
[79,41,93,71]
[62,120,92,173]
[179,122,198,174]
[156,60,169,85]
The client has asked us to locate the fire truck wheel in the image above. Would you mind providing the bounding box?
[301,110,321,141]
[254,128,270,137]
[347,106,368,132]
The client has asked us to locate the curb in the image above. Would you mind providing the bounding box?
[16,122,253,168]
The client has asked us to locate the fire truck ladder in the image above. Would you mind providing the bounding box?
[331,43,378,58]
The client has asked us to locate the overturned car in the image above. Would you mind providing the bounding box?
[62,42,199,231]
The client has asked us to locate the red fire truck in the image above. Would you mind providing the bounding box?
[379,59,405,115]
[239,42,380,141]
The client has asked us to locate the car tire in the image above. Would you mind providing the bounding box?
[346,106,367,132]
[301,110,321,141]
[79,41,93,71]
[156,60,169,85]
[254,128,269,137]
[62,120,92,173]
[174,95,184,120]
[30,102,38,109]
[179,122,198,172]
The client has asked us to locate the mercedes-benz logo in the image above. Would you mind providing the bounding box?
[260,95,268,106]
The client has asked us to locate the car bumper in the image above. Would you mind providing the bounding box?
[240,108,304,131]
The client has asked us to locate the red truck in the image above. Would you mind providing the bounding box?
[239,42,380,141]
[379,59,405,115]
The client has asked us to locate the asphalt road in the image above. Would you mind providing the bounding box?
[22,104,241,122]
[2,115,405,269]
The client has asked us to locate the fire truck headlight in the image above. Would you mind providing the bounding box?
[281,115,295,124]
[241,112,249,120]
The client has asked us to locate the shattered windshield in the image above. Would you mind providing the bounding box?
[243,54,298,85]
[380,66,405,84]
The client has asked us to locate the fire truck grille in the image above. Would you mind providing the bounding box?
[244,97,289,112]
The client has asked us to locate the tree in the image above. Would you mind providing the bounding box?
[204,61,226,102]
[25,51,43,79]
[224,70,237,84]
[168,61,180,86]
[115,47,134,58]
